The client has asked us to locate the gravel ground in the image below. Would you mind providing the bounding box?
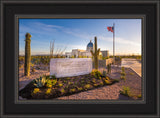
[57,66,142,100]
[19,64,142,100]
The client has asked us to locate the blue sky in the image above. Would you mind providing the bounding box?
[19,19,141,55]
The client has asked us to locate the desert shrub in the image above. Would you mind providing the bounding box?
[121,72,126,76]
[68,82,71,85]
[51,75,56,79]
[32,88,40,95]
[102,70,107,77]
[58,83,63,87]
[93,83,98,87]
[84,84,92,89]
[91,70,102,79]
[70,88,76,93]
[104,79,111,84]
[137,94,142,98]
[80,80,85,84]
[36,66,40,70]
[33,76,46,88]
[19,63,23,69]
[63,80,67,84]
[77,87,83,91]
[120,86,131,97]
[106,76,110,80]
[60,88,65,94]
[68,82,74,86]
[120,67,126,81]
[32,68,36,72]
[120,76,126,81]
[19,56,25,62]
[45,75,50,80]
[100,81,104,85]
[45,88,52,95]
[46,79,57,88]
[30,63,34,67]
[121,67,125,72]
[112,79,120,82]
[92,78,96,83]
[129,72,134,75]
[107,64,111,74]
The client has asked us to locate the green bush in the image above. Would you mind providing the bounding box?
[70,88,76,93]
[113,79,120,82]
[93,83,98,87]
[32,68,36,72]
[120,67,126,81]
[102,70,107,77]
[51,75,56,79]
[120,76,126,81]
[46,79,57,88]
[137,94,142,98]
[129,72,134,75]
[92,78,96,83]
[45,88,52,95]
[32,88,40,96]
[104,79,111,84]
[105,76,110,80]
[84,84,92,89]
[121,72,126,76]
[100,81,104,85]
[121,67,125,72]
[120,86,131,97]
[33,76,46,88]
[19,63,23,69]
[58,83,63,87]
[91,70,102,79]
[77,87,83,91]
[60,88,65,94]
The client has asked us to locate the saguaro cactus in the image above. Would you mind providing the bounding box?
[24,33,31,76]
[91,37,100,70]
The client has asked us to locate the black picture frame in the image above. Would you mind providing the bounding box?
[0,0,159,118]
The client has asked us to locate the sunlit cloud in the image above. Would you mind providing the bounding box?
[98,36,140,47]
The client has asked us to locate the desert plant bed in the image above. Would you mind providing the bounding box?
[19,70,119,99]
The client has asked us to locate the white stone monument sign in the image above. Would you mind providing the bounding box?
[50,58,92,78]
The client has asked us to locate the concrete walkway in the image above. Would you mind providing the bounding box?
[121,58,141,77]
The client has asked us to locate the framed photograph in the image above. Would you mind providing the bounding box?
[0,0,159,118]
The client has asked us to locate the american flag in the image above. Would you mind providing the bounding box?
[107,26,114,32]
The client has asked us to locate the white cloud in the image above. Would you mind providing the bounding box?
[98,36,140,47]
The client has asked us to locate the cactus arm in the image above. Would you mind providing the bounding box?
[90,50,95,56]
[90,50,93,55]
[97,48,100,55]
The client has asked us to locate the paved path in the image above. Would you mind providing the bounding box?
[121,58,141,77]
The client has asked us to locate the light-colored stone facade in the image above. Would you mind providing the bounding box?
[64,40,109,58]
[50,58,92,78]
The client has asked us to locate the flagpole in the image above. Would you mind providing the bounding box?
[113,23,115,65]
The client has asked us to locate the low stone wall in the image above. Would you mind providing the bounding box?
[50,58,92,78]
[92,58,114,68]
[106,58,114,65]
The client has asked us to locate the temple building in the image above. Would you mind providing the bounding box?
[65,40,109,58]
